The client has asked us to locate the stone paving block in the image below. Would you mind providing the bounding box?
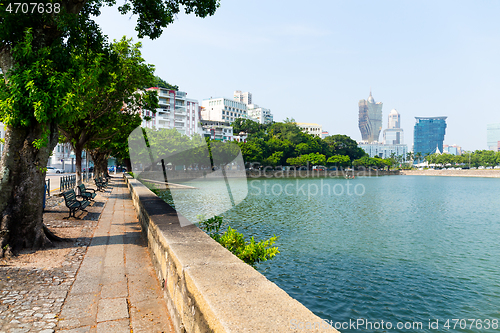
[68,277,100,295]
[129,298,173,333]
[56,318,80,329]
[57,326,91,333]
[96,298,129,322]
[104,247,124,267]
[96,319,130,333]
[59,294,97,320]
[100,282,128,299]
[100,266,126,285]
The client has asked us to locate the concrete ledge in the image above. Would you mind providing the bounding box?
[124,174,338,333]
[401,169,500,178]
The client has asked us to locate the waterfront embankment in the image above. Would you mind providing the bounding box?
[401,169,500,178]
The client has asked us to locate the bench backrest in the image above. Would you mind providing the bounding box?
[62,189,77,202]
[77,184,86,193]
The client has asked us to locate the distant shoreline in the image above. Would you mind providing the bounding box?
[400,169,500,178]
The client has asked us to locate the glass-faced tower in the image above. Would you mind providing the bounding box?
[358,91,383,142]
[413,117,447,155]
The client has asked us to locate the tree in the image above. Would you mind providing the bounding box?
[59,37,158,185]
[326,155,350,168]
[87,111,144,177]
[324,134,366,161]
[152,75,178,90]
[232,118,264,136]
[415,152,423,164]
[0,0,219,256]
[286,153,326,167]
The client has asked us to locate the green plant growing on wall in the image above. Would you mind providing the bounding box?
[197,215,279,267]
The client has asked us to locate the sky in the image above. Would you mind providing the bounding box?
[94,0,500,151]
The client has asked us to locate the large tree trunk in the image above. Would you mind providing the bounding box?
[0,122,59,256]
[90,150,109,178]
[124,157,132,172]
[73,144,84,186]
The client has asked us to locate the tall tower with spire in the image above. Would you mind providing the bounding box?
[358,90,383,142]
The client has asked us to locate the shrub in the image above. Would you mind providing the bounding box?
[198,215,279,267]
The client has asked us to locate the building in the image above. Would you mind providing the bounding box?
[358,91,383,143]
[233,90,252,105]
[143,87,201,137]
[201,97,247,123]
[296,123,323,137]
[443,144,462,155]
[487,123,500,151]
[247,104,273,124]
[321,131,329,139]
[46,143,92,172]
[200,120,233,142]
[413,117,447,156]
[359,142,408,159]
[383,109,404,145]
[234,91,274,124]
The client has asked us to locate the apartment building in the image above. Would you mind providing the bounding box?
[144,87,201,137]
[201,97,248,123]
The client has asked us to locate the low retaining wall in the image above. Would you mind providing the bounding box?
[401,169,500,178]
[124,174,338,333]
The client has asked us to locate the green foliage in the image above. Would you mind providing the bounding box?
[286,152,326,166]
[0,28,77,132]
[352,155,390,169]
[233,120,364,168]
[198,215,279,267]
[152,76,178,90]
[422,150,500,168]
[197,215,223,240]
[327,155,350,167]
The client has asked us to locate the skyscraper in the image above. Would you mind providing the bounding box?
[487,123,500,151]
[413,117,447,156]
[383,109,404,145]
[358,91,383,142]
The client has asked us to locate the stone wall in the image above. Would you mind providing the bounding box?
[401,169,500,178]
[123,174,339,333]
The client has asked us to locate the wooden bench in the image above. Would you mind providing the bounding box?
[77,184,97,201]
[62,189,90,219]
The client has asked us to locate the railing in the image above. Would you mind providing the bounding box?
[45,179,50,197]
[82,172,94,183]
[60,175,76,192]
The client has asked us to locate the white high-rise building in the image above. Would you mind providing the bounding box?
[383,109,404,145]
[247,104,273,124]
[201,97,247,123]
[143,87,201,137]
[388,108,400,129]
[233,90,252,105]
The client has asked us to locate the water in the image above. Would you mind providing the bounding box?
[166,176,500,332]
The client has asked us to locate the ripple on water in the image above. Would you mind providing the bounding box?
[171,176,500,333]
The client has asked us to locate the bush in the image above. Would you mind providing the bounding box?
[198,215,279,267]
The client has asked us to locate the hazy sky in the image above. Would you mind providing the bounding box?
[94,0,500,151]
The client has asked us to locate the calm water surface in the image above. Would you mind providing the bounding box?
[172,176,500,332]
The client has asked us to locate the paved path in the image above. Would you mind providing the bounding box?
[56,178,174,333]
[0,177,174,333]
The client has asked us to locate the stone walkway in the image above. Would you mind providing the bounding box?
[0,177,174,333]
